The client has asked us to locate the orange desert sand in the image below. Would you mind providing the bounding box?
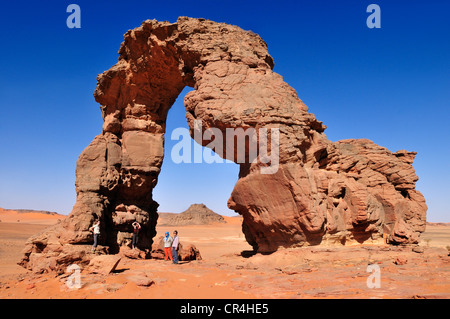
[0,208,449,299]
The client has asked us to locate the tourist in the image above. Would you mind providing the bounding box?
[163,231,173,261]
[172,230,180,264]
[89,220,101,252]
[132,220,141,249]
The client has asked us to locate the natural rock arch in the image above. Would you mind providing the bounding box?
[21,17,426,271]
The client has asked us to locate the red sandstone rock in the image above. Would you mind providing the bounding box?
[394,256,408,265]
[86,255,122,275]
[20,17,427,272]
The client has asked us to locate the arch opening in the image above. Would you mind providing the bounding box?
[20,17,427,272]
[154,86,240,217]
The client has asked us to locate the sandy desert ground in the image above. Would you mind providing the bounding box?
[0,208,448,299]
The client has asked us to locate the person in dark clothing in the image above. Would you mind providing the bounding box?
[132,221,141,249]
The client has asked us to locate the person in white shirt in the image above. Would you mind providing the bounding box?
[172,230,180,264]
[89,220,101,252]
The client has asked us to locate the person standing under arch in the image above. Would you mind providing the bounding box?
[164,231,173,261]
[132,220,141,249]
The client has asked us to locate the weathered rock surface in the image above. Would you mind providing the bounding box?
[229,139,427,251]
[20,16,426,271]
[86,255,122,275]
[126,271,155,287]
[159,204,226,226]
[19,241,108,274]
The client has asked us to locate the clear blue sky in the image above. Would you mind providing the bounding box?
[0,1,448,221]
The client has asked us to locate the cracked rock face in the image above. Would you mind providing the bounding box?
[21,17,426,270]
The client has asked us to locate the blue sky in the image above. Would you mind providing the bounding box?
[0,1,448,221]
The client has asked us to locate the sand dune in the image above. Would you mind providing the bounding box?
[0,208,65,225]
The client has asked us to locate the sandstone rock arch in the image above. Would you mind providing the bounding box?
[21,17,426,271]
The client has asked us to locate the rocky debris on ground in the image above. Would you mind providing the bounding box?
[3,244,448,299]
[126,271,155,287]
[119,246,149,259]
[86,255,122,275]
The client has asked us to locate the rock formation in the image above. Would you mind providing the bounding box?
[159,204,226,226]
[229,139,427,251]
[20,17,426,271]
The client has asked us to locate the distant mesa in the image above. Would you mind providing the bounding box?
[158,204,226,226]
[0,208,62,216]
[426,222,450,227]
[0,207,65,225]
